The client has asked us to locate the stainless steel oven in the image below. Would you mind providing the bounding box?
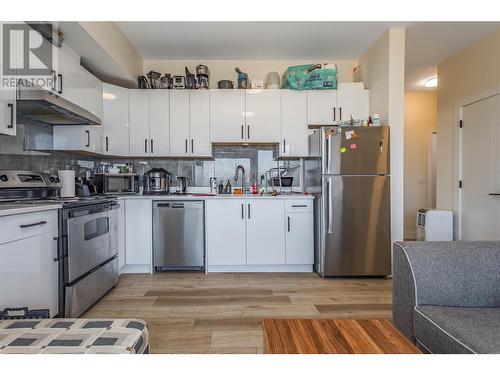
[94,173,139,195]
[58,199,120,317]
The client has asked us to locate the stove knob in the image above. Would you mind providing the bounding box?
[0,174,8,182]
[54,177,60,183]
[49,176,55,182]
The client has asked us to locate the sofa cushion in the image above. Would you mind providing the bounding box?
[0,318,149,354]
[414,305,500,354]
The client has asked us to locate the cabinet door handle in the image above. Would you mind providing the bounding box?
[7,103,14,129]
[247,125,250,140]
[248,203,251,219]
[20,221,47,229]
[51,70,56,91]
[85,130,90,147]
[191,139,194,154]
[339,107,342,120]
[144,139,148,154]
[150,139,154,154]
[292,204,308,208]
[241,125,244,139]
[287,216,291,232]
[57,74,63,94]
[185,139,188,153]
[241,204,244,219]
[333,107,336,122]
[283,139,286,154]
[105,136,109,152]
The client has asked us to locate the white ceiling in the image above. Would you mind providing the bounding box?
[116,21,499,91]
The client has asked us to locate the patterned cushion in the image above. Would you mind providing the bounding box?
[0,318,149,354]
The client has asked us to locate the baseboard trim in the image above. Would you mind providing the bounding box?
[207,264,313,273]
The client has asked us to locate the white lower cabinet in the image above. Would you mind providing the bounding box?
[0,211,59,317]
[124,199,152,272]
[206,198,313,271]
[117,201,126,270]
[206,199,247,266]
[246,199,285,264]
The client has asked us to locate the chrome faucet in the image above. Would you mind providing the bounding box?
[234,165,246,191]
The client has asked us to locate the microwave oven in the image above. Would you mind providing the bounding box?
[94,173,139,195]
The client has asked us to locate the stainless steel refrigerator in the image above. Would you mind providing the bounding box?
[306,126,391,276]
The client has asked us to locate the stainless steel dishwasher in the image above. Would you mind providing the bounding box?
[152,201,205,271]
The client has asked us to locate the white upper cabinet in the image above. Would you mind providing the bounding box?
[280,90,308,157]
[0,23,17,136]
[246,199,286,265]
[53,125,102,154]
[245,89,280,142]
[129,89,150,157]
[307,90,338,125]
[189,90,211,157]
[210,89,245,142]
[149,90,170,156]
[102,83,130,156]
[57,46,102,121]
[336,83,369,121]
[170,90,191,156]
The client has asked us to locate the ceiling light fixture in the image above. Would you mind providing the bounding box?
[424,77,438,88]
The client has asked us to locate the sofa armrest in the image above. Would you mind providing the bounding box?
[392,241,500,340]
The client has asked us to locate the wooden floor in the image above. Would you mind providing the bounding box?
[83,272,393,354]
[263,319,420,354]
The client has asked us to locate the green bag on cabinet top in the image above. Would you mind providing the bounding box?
[282,63,337,90]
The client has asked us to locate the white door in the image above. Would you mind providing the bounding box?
[78,68,103,120]
[117,201,126,270]
[125,199,152,265]
[0,23,16,136]
[170,90,190,156]
[102,83,130,156]
[280,90,308,156]
[53,125,101,153]
[337,86,369,121]
[307,90,337,125]
[285,212,314,264]
[245,89,280,142]
[206,199,247,266]
[0,88,16,136]
[190,90,211,157]
[460,94,500,240]
[210,89,245,142]
[0,231,59,317]
[129,89,150,156]
[149,90,170,156]
[57,46,85,108]
[246,199,286,264]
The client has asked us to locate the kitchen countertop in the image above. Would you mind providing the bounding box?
[116,193,314,200]
[0,202,63,217]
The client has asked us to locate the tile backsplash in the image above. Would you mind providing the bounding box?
[0,124,300,188]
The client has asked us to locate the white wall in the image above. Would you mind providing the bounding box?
[143,59,357,88]
[436,28,500,215]
[358,29,406,245]
[404,92,437,239]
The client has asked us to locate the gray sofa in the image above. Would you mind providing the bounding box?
[392,241,500,354]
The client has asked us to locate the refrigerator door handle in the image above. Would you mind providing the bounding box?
[327,178,334,234]
[324,133,330,174]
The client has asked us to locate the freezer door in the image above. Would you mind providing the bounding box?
[322,175,391,276]
[323,126,390,175]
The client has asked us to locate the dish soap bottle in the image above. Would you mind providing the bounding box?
[218,180,224,194]
[225,180,232,194]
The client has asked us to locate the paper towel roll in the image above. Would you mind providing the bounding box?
[58,170,75,197]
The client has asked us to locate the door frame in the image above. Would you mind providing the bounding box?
[455,87,500,240]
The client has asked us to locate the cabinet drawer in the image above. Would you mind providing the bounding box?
[285,200,313,213]
[0,210,58,245]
